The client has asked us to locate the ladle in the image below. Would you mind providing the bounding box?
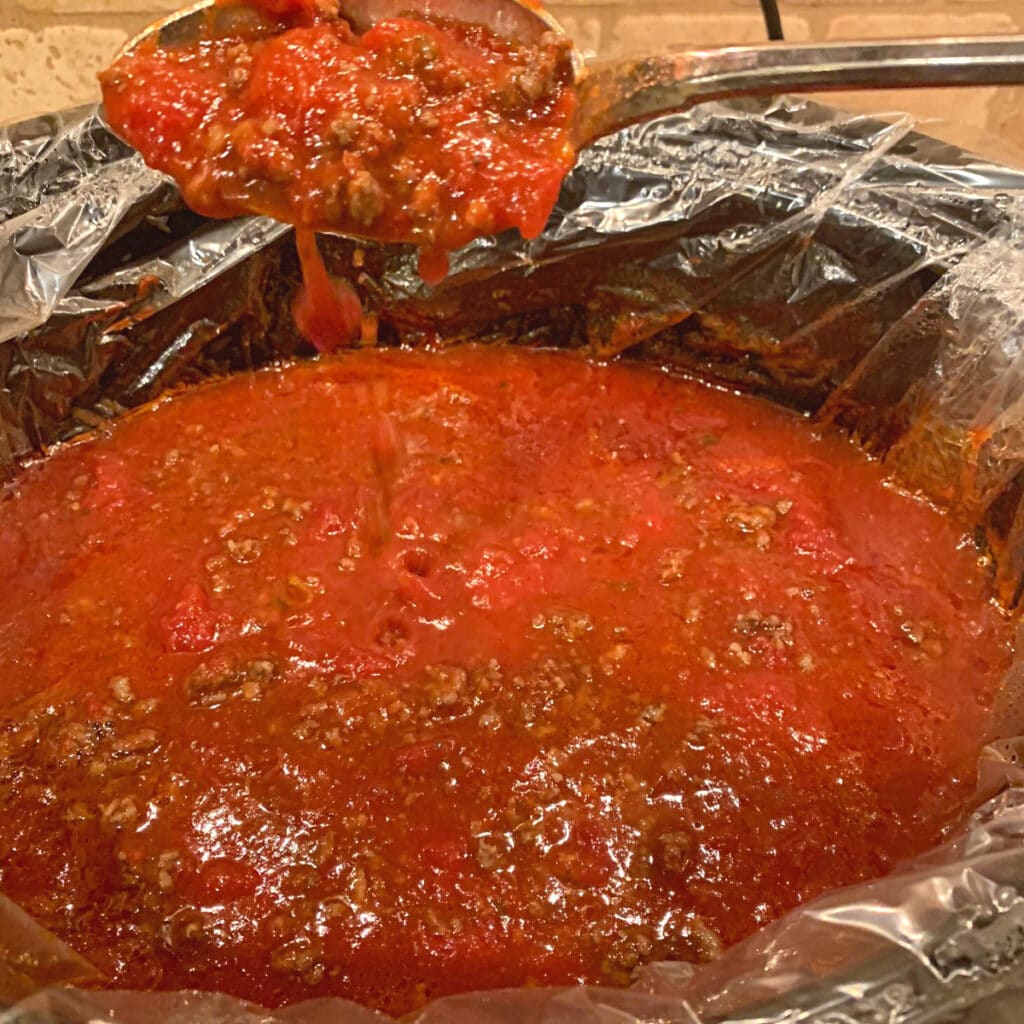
[119,0,1024,148]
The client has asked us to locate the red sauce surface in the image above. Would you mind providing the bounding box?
[99,10,577,282]
[0,347,1012,1014]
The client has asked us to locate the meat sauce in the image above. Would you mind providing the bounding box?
[99,7,577,284]
[0,347,1013,1014]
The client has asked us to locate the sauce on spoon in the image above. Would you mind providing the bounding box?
[100,3,578,296]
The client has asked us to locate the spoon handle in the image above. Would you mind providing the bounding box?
[576,36,1024,144]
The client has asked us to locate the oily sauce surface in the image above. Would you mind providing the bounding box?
[100,11,577,282]
[0,347,1012,1014]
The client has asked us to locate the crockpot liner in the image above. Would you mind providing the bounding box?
[3,96,1024,1022]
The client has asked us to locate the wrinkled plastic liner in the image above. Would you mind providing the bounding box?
[3,96,1024,1022]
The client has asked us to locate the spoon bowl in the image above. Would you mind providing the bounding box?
[119,0,571,58]
[120,0,1024,151]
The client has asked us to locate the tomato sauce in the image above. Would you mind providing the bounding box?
[0,347,1013,1014]
[99,9,577,283]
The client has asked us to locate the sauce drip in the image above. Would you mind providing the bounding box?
[291,229,363,351]
[0,347,1012,1014]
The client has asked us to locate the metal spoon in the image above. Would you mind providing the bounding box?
[119,0,1024,148]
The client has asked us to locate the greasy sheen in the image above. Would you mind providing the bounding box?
[0,347,1012,1014]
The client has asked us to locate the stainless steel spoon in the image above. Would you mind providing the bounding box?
[119,0,1024,148]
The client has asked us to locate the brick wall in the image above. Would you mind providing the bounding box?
[2,0,1023,160]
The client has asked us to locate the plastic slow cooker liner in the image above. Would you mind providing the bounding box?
[2,95,1024,1023]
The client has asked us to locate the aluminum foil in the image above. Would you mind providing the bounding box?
[3,95,1024,1022]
